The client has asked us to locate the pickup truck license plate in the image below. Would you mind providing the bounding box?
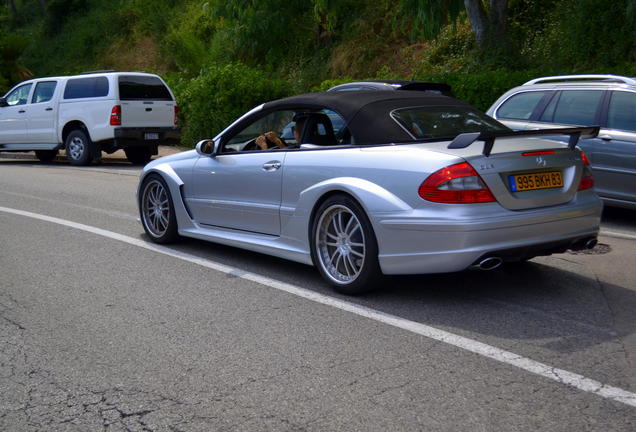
[144,132,159,140]
[509,171,563,192]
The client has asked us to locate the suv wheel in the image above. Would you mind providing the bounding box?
[65,130,94,166]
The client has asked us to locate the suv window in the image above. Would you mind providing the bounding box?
[5,83,32,106]
[118,75,173,101]
[64,77,109,99]
[497,91,548,120]
[607,91,636,132]
[32,81,57,104]
[539,90,603,125]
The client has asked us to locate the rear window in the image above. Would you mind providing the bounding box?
[64,77,109,99]
[118,75,173,101]
[391,106,509,139]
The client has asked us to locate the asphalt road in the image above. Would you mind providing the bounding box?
[1,156,635,431]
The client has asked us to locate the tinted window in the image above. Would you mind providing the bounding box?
[118,75,172,100]
[5,83,32,106]
[32,81,57,103]
[392,106,509,139]
[607,91,636,132]
[540,90,602,125]
[497,91,548,120]
[64,77,109,99]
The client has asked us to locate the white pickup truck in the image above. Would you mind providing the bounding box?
[0,71,180,165]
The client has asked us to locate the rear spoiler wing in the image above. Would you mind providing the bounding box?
[447,126,600,157]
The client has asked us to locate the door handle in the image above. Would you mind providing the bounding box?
[18,110,25,113]
[45,107,53,111]
[599,134,613,141]
[262,161,281,171]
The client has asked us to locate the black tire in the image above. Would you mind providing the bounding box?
[35,150,58,163]
[139,173,179,244]
[125,147,152,165]
[310,194,382,294]
[65,129,94,166]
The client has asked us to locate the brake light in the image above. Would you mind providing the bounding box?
[578,151,594,191]
[110,105,121,126]
[522,150,556,156]
[419,162,496,203]
[174,106,179,126]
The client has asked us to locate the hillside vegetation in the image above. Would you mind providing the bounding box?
[3,0,636,146]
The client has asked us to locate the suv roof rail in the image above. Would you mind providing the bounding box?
[79,70,117,75]
[524,74,636,86]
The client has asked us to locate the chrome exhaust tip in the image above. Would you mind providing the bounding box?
[475,257,503,271]
[585,238,598,249]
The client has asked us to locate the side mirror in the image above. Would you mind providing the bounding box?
[195,139,216,156]
[0,98,7,107]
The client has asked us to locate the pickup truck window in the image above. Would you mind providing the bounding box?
[6,83,32,106]
[32,81,57,104]
[64,77,109,99]
[118,75,172,101]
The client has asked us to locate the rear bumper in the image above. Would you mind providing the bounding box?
[372,194,603,275]
[113,127,180,147]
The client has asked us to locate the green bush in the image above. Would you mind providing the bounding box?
[170,63,290,147]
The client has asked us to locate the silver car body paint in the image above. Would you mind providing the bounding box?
[139,135,602,275]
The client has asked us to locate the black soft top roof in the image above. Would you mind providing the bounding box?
[261,91,471,144]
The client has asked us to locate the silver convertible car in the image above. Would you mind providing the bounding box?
[137,91,602,294]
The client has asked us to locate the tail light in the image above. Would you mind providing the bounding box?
[578,151,594,191]
[174,106,179,126]
[419,162,496,203]
[110,105,121,126]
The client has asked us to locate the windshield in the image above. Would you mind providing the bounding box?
[391,106,509,140]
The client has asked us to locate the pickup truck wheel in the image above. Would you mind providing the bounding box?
[65,130,93,166]
[124,147,152,165]
[35,150,58,162]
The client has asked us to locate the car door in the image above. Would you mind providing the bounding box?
[0,83,33,145]
[587,90,636,203]
[27,80,58,143]
[188,110,296,236]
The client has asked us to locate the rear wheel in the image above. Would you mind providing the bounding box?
[65,129,94,166]
[139,174,179,243]
[125,146,152,165]
[310,195,382,294]
[35,150,58,162]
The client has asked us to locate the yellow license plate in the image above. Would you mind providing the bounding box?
[509,171,563,192]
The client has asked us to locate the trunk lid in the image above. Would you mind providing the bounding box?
[416,136,587,210]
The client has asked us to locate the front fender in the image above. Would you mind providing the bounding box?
[137,163,196,231]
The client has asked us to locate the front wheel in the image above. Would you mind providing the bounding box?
[310,195,382,294]
[65,129,94,166]
[139,174,179,243]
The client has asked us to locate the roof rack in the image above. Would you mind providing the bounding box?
[524,74,636,86]
[80,70,117,75]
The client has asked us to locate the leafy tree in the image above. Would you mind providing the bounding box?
[400,0,509,49]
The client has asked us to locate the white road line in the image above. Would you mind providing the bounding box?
[1,205,635,409]
[0,190,137,221]
[601,230,636,241]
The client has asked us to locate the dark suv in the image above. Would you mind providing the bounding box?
[487,74,636,210]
